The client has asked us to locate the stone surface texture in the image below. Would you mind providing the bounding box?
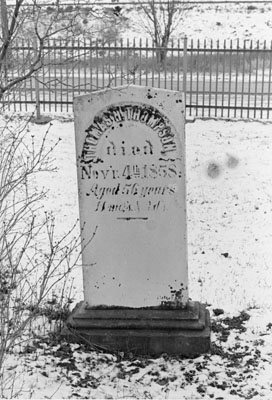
[66,301,211,356]
[74,85,188,308]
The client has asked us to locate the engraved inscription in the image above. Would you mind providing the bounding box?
[80,102,182,218]
[81,103,176,164]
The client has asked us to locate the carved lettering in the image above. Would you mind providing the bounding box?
[81,163,181,181]
[79,101,183,218]
[162,142,176,153]
[81,103,177,163]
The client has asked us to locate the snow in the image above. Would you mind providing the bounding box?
[114,3,272,44]
[5,1,272,44]
[186,119,272,313]
[2,115,272,399]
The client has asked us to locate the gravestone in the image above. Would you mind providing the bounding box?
[67,86,210,355]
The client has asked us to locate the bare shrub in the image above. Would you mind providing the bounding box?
[0,115,83,397]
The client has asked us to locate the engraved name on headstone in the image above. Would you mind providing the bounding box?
[74,86,188,308]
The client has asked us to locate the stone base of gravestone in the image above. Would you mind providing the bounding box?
[64,301,210,355]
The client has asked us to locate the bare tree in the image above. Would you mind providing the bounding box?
[0,0,86,101]
[138,0,186,64]
[0,1,131,110]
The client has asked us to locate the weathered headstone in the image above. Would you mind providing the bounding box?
[67,86,210,355]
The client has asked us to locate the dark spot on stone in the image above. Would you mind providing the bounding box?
[227,155,239,168]
[221,252,229,258]
[207,162,221,179]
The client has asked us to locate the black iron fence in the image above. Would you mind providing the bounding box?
[2,38,272,119]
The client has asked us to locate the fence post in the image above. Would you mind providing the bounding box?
[33,39,41,120]
[183,37,188,115]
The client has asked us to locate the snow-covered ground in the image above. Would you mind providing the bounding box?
[2,115,272,399]
[106,3,272,43]
[6,1,272,44]
[38,1,272,44]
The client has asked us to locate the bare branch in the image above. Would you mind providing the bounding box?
[138,0,186,63]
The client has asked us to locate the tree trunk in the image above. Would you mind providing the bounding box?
[0,0,9,78]
[0,0,9,43]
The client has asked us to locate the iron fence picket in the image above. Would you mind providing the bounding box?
[196,39,200,117]
[163,44,167,90]
[268,41,272,119]
[53,39,57,112]
[260,41,266,119]
[209,40,213,117]
[234,40,239,118]
[183,37,187,111]
[228,40,232,118]
[171,39,174,91]
[254,41,259,118]
[177,39,181,92]
[221,40,226,118]
[202,39,207,118]
[241,41,246,118]
[144,40,148,85]
[96,39,100,90]
[247,41,253,118]
[189,39,193,117]
[215,40,219,118]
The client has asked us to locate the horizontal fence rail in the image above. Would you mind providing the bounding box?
[1,38,272,119]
